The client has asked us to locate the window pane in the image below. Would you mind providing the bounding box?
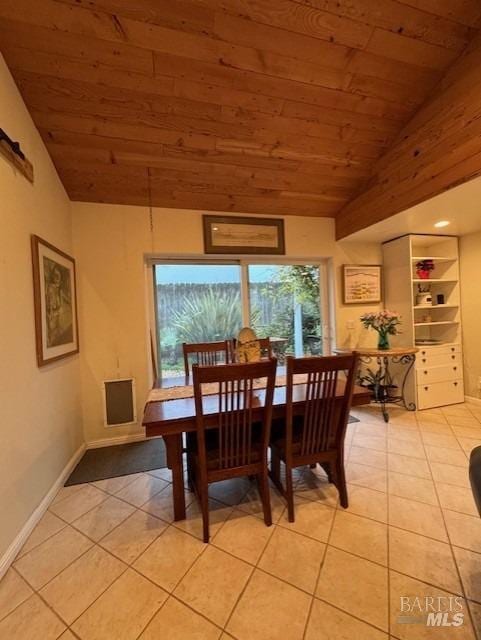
[248,264,322,360]
[154,264,242,378]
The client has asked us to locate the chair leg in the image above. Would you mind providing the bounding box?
[257,471,272,527]
[285,465,295,523]
[200,484,210,543]
[335,457,349,509]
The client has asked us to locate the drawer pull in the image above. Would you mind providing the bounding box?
[422,351,426,355]
[453,367,457,371]
[454,382,458,386]
[422,359,426,363]
[451,347,455,352]
[424,386,429,391]
[424,371,428,375]
[451,355,456,360]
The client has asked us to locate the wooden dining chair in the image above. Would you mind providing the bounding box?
[191,358,277,542]
[182,340,230,376]
[269,353,358,521]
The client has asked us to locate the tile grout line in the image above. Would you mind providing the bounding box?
[36,556,130,632]
[17,471,170,560]
[0,567,34,625]
[418,410,478,639]
[219,481,287,635]
[15,448,479,627]
[7,477,177,635]
[5,406,481,637]
[301,481,339,640]
[386,411,398,638]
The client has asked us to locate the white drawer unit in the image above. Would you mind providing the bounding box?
[416,363,461,385]
[416,352,462,368]
[416,343,461,361]
[415,343,464,409]
[417,379,464,410]
[415,344,462,368]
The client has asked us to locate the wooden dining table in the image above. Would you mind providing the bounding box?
[142,374,371,521]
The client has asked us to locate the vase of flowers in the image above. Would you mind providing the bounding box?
[360,310,402,350]
[415,259,435,279]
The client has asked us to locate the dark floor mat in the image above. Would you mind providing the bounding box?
[65,438,167,486]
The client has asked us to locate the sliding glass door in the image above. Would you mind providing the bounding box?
[154,263,242,378]
[154,260,327,378]
[248,264,322,361]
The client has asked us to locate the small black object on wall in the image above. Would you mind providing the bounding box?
[0,127,34,181]
[437,294,445,305]
[0,128,25,160]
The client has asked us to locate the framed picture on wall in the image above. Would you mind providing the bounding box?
[203,215,285,255]
[343,264,382,304]
[31,235,79,367]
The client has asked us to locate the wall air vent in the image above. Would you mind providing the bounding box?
[102,378,136,427]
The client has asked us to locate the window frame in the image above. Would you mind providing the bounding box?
[148,256,332,380]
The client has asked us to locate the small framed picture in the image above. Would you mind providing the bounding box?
[203,215,285,255]
[343,264,382,304]
[31,235,79,366]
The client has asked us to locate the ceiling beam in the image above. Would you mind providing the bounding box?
[335,36,481,239]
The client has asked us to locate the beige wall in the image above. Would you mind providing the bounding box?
[0,56,83,563]
[72,203,381,444]
[460,230,481,398]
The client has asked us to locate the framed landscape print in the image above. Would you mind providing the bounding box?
[203,215,285,255]
[343,264,382,304]
[31,235,79,366]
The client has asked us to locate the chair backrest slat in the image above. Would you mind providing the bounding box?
[193,359,276,472]
[286,354,358,459]
[182,340,230,376]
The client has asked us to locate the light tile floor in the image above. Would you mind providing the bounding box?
[2,402,481,639]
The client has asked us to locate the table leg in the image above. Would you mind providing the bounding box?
[381,356,390,423]
[163,433,186,521]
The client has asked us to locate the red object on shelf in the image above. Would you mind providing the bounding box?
[416,270,431,279]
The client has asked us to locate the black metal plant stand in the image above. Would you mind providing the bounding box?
[357,352,417,422]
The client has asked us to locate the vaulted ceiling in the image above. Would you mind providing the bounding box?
[1,0,481,235]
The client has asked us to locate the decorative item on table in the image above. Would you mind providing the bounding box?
[360,310,401,351]
[415,259,435,279]
[436,294,445,305]
[416,284,432,306]
[236,327,261,363]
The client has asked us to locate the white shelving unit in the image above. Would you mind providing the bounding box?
[382,235,464,410]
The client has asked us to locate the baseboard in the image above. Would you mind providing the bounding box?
[466,395,481,406]
[86,432,161,449]
[0,442,86,580]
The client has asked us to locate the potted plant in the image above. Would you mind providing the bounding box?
[358,366,394,401]
[360,310,402,350]
[415,259,435,279]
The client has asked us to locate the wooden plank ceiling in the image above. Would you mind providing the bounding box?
[1,0,481,221]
